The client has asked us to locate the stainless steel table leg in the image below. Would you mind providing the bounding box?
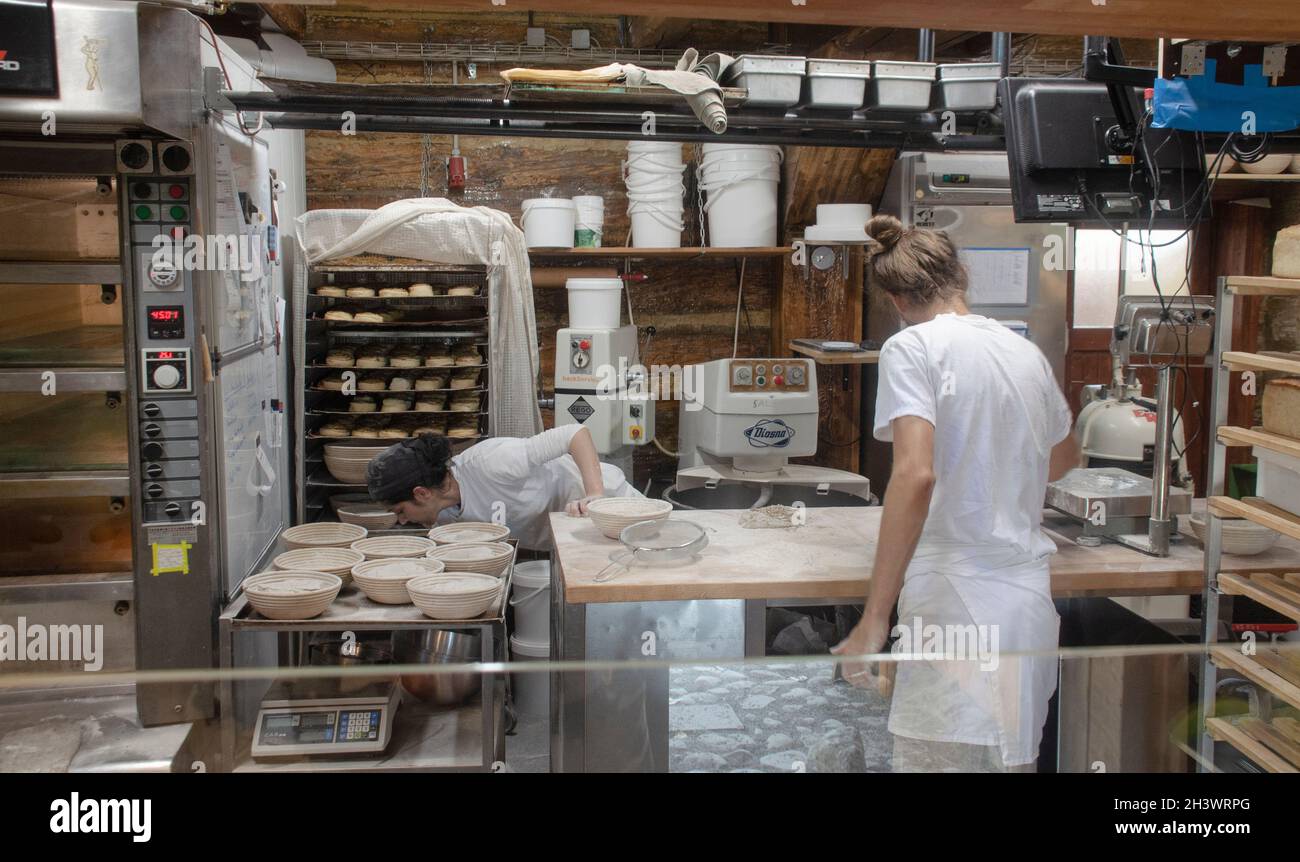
[744,599,767,658]
[218,618,234,773]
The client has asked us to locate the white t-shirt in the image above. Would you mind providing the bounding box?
[874,313,1073,559]
[873,313,1072,765]
[436,425,640,551]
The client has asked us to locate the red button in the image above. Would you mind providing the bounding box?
[579,340,590,350]
[774,375,784,386]
[170,227,185,239]
[168,184,184,199]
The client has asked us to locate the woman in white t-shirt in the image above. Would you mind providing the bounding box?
[366,425,641,551]
[832,214,1080,773]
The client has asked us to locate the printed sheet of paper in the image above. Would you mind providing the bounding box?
[959,247,1031,306]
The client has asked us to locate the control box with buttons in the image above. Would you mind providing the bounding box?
[727,358,811,393]
[141,347,191,394]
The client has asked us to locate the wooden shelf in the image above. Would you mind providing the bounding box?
[1218,426,1300,459]
[528,246,792,259]
[1224,276,1300,296]
[1217,571,1300,622]
[1210,496,1300,544]
[1221,350,1300,375]
[1211,646,1300,712]
[789,341,880,365]
[1207,716,1300,773]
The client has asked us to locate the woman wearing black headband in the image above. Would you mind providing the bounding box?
[365,424,641,551]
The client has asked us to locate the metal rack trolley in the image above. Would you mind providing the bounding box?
[217,544,515,773]
[1200,275,1300,772]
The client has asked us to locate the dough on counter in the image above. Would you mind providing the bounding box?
[349,397,378,413]
[346,286,377,298]
[324,309,354,321]
[739,505,803,529]
[409,282,436,297]
[378,286,409,297]
[316,285,347,297]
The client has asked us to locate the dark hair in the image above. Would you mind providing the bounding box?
[365,433,453,505]
[865,213,968,307]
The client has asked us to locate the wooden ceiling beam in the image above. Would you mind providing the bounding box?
[257,3,308,40]
[321,2,1298,42]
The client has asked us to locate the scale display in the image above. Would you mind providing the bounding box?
[251,683,398,758]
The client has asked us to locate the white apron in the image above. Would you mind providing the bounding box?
[887,542,1060,767]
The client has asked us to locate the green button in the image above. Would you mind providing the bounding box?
[135,204,154,220]
[169,205,187,220]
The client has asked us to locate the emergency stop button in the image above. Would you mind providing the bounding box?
[774,375,784,386]
[579,339,591,350]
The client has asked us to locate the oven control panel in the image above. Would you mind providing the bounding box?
[125,145,202,525]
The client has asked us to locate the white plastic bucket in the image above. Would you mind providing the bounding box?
[510,634,549,717]
[521,198,576,249]
[625,141,685,248]
[509,560,551,643]
[566,277,623,329]
[699,145,781,247]
[572,195,604,248]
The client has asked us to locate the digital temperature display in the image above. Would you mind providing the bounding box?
[146,305,184,340]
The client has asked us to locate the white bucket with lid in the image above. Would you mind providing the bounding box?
[566,277,623,329]
[699,144,782,247]
[521,198,576,249]
[509,634,550,717]
[572,195,604,248]
[508,560,551,643]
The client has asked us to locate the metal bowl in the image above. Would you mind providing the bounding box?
[393,629,482,705]
[308,636,396,694]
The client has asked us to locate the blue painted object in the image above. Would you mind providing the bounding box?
[1153,59,1300,133]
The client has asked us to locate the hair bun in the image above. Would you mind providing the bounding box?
[866,214,905,251]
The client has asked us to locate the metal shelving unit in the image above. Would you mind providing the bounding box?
[295,263,492,526]
[217,545,516,773]
[1200,274,1300,773]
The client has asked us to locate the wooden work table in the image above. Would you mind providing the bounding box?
[548,506,1300,605]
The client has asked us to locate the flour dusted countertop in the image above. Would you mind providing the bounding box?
[549,505,1300,605]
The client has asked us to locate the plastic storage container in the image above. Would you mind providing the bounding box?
[1252,445,1300,516]
[699,143,781,247]
[566,277,623,329]
[510,634,550,717]
[509,560,551,643]
[625,140,685,247]
[869,60,937,110]
[521,198,576,249]
[936,62,1002,110]
[726,54,807,108]
[801,58,872,110]
[572,195,604,247]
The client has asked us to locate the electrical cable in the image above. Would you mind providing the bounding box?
[732,257,747,358]
[196,14,264,137]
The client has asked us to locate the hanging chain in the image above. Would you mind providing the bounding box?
[418,37,435,198]
[694,142,707,247]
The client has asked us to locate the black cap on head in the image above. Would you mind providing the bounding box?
[365,434,453,505]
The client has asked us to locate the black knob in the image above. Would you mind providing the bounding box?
[132,181,152,198]
[146,483,164,498]
[161,145,190,173]
[142,403,161,418]
[146,463,163,478]
[119,142,150,170]
[164,502,182,517]
[142,442,164,460]
[143,422,161,437]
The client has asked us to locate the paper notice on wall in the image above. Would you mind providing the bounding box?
[959,247,1031,306]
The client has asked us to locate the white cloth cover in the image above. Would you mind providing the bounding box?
[294,199,543,439]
